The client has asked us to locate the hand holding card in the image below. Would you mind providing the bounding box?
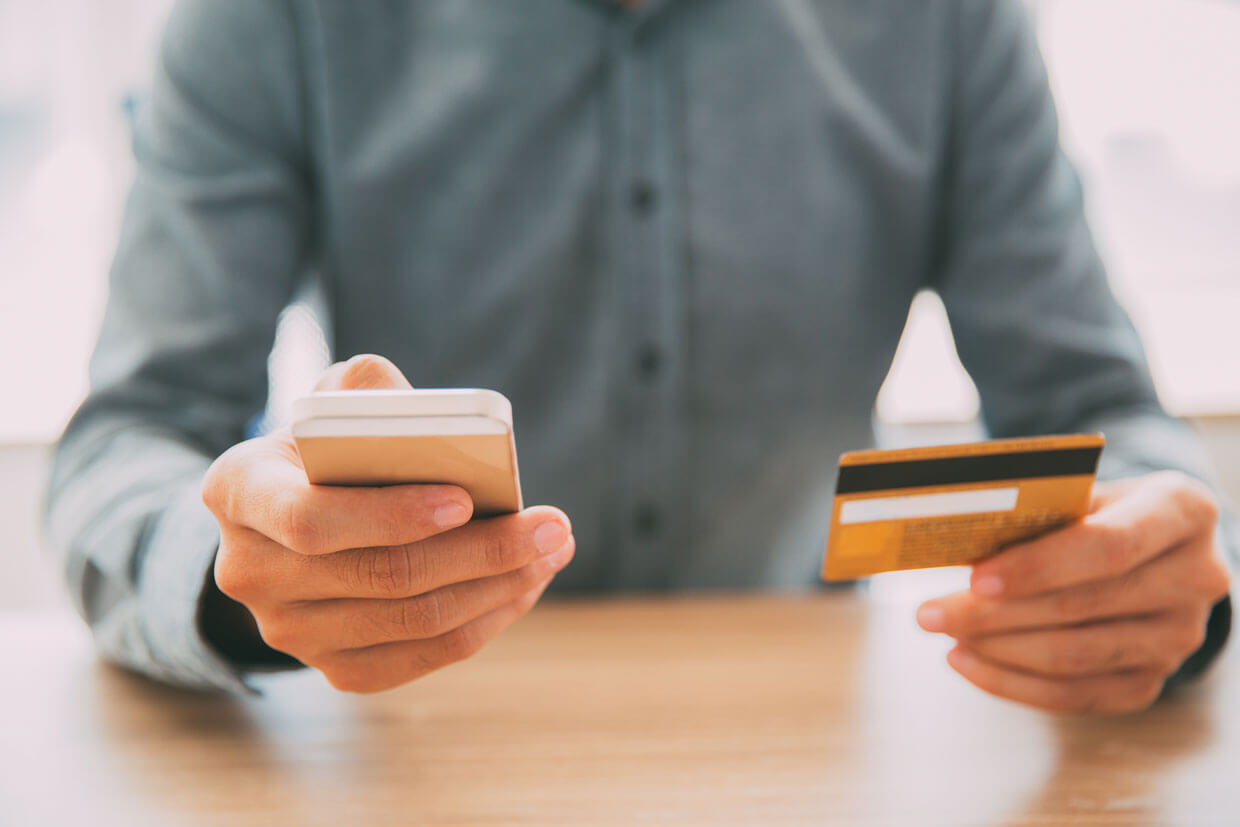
[819,435,1230,713]
[919,471,1230,714]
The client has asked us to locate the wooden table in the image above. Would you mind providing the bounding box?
[2,590,1238,826]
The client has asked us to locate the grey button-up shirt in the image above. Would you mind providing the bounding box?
[47,0,1234,691]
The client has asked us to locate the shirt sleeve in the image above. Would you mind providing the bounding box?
[931,0,1234,682]
[44,0,312,691]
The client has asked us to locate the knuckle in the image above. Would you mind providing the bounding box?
[1189,489,1221,530]
[201,444,248,518]
[1165,471,1219,521]
[340,609,384,648]
[213,547,257,601]
[478,528,522,573]
[200,461,227,516]
[437,624,486,665]
[346,502,410,550]
[257,612,300,655]
[1208,567,1231,601]
[357,548,418,598]
[1091,522,1137,576]
[202,439,275,525]
[280,495,325,555]
[1197,557,1231,600]
[373,509,410,547]
[396,592,449,639]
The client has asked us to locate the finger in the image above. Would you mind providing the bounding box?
[314,353,414,391]
[315,580,550,693]
[299,505,572,600]
[204,436,474,556]
[946,646,1166,715]
[961,612,1202,679]
[214,505,572,602]
[918,534,1220,637]
[267,539,574,656]
[970,471,1219,599]
[211,522,296,607]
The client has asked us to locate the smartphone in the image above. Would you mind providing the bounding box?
[290,388,523,516]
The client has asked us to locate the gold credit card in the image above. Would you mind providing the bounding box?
[821,433,1104,581]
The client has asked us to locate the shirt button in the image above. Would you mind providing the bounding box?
[628,179,658,217]
[635,343,663,380]
[633,503,661,539]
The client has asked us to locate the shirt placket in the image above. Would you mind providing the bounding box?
[606,16,688,588]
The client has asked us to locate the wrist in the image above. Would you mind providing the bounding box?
[1162,594,1232,694]
[197,562,302,670]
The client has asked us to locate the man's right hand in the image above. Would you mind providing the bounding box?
[201,354,575,692]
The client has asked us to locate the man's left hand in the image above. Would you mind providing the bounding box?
[916,471,1230,714]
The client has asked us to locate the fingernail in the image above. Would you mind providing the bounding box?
[434,503,470,529]
[917,604,946,633]
[534,520,569,555]
[972,575,1004,598]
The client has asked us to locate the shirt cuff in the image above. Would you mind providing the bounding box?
[136,483,265,693]
[1163,594,1232,693]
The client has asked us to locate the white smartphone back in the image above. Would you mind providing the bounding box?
[291,389,523,516]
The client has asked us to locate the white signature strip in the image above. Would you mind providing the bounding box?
[839,487,1020,525]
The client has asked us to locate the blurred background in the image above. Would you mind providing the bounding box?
[1,0,1237,610]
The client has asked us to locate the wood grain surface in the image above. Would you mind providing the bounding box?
[2,591,1236,826]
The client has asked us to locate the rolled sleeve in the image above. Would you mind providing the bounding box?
[136,483,255,692]
[46,0,311,691]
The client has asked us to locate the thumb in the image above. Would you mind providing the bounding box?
[314,354,414,391]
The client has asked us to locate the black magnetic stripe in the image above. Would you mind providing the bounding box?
[835,446,1102,494]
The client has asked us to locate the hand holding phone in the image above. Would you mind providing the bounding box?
[200,355,573,693]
